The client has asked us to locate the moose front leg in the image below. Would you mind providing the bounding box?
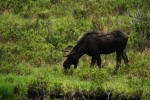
[90,57,96,67]
[74,60,79,69]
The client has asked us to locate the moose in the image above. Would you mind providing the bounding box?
[63,30,129,73]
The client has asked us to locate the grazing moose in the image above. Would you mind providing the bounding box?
[63,30,129,73]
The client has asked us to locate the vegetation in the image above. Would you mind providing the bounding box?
[0,0,149,99]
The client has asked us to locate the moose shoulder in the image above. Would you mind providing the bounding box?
[63,30,129,73]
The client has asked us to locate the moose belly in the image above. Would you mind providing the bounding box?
[100,48,116,54]
[99,44,121,54]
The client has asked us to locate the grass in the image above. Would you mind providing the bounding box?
[0,50,150,99]
[0,0,149,99]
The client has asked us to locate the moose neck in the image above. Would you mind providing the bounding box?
[73,46,85,59]
[76,52,84,59]
[71,39,86,61]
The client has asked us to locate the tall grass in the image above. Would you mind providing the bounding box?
[0,50,149,99]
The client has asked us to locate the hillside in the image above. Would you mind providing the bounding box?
[0,0,150,99]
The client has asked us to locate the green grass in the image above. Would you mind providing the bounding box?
[0,0,150,99]
[0,50,149,99]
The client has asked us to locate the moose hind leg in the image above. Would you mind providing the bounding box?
[96,56,101,68]
[114,52,121,74]
[122,49,129,65]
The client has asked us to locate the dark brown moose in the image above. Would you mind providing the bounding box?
[63,30,129,73]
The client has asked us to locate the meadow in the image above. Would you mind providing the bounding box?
[0,0,150,99]
[0,50,150,100]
